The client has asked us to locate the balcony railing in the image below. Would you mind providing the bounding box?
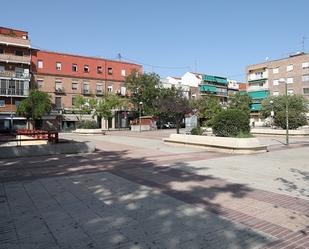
[55,87,65,94]
[0,70,30,79]
[0,88,29,96]
[0,34,31,48]
[0,53,31,64]
[83,89,91,95]
[96,90,103,95]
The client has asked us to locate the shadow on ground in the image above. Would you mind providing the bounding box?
[0,149,273,249]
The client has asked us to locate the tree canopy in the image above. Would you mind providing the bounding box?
[125,70,161,115]
[261,95,308,129]
[228,92,252,116]
[16,90,52,128]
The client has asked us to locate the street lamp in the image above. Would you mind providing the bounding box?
[139,101,143,132]
[10,77,14,132]
[279,78,289,145]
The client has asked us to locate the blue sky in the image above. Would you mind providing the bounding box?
[1,0,309,81]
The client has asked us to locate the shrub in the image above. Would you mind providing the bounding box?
[190,127,203,135]
[274,111,307,130]
[212,109,250,137]
[76,120,98,129]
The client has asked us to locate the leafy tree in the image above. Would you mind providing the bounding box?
[261,95,308,129]
[212,109,250,137]
[229,92,252,116]
[156,87,191,134]
[16,90,52,129]
[96,94,127,129]
[125,70,161,115]
[72,95,94,120]
[191,96,222,127]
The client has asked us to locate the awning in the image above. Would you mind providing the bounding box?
[250,103,262,111]
[248,90,269,100]
[199,85,217,92]
[203,75,228,85]
[248,78,267,83]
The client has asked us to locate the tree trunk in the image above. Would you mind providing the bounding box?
[176,117,180,134]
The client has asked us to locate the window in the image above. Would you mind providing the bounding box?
[15,51,23,56]
[302,75,309,82]
[83,83,90,94]
[107,67,113,75]
[121,69,126,77]
[286,64,293,72]
[0,48,3,54]
[273,79,279,86]
[72,82,78,90]
[273,91,279,96]
[72,64,77,72]
[0,100,5,107]
[96,84,103,94]
[302,62,309,69]
[0,66,4,72]
[55,81,62,91]
[37,60,43,69]
[97,66,102,74]
[72,96,76,106]
[272,67,279,74]
[287,77,293,84]
[107,85,113,92]
[303,88,309,95]
[287,89,294,95]
[120,86,126,96]
[84,65,89,73]
[55,97,62,109]
[37,79,44,88]
[56,62,61,70]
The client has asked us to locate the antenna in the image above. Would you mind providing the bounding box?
[118,53,122,61]
[302,36,306,52]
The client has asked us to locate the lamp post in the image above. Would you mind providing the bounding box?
[279,78,289,145]
[10,77,14,132]
[139,101,143,132]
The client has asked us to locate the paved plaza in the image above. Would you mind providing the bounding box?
[0,130,309,249]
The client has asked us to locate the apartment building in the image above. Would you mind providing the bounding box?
[31,50,142,130]
[0,27,31,131]
[160,76,190,98]
[246,52,309,124]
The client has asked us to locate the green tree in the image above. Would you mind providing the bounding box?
[261,95,308,129]
[96,94,127,129]
[72,95,93,120]
[212,109,250,137]
[16,90,52,129]
[191,96,222,127]
[156,87,191,134]
[125,70,161,115]
[229,92,252,116]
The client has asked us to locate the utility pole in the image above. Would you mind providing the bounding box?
[285,80,289,145]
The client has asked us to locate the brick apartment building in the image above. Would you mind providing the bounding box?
[246,52,309,125]
[0,27,31,131]
[31,50,142,130]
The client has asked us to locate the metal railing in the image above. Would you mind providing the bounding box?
[0,70,30,79]
[0,88,28,96]
[0,53,31,64]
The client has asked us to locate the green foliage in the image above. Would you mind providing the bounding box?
[72,95,93,119]
[125,71,161,115]
[235,131,254,138]
[76,120,98,129]
[190,127,203,135]
[191,96,222,127]
[212,109,250,137]
[156,87,191,134]
[16,90,52,124]
[261,95,308,129]
[228,92,252,116]
[96,94,126,119]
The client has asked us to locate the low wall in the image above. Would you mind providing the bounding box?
[251,128,309,136]
[73,129,105,135]
[0,141,96,159]
[163,134,267,154]
[131,125,156,132]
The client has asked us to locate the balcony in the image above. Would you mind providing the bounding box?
[55,87,65,94]
[83,89,91,95]
[0,34,31,48]
[0,88,29,97]
[0,53,31,64]
[0,70,30,80]
[247,85,268,92]
[96,90,103,96]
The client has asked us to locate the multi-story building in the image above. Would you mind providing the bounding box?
[31,50,142,130]
[0,27,31,131]
[160,76,190,98]
[246,52,309,125]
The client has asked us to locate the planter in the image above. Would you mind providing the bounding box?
[73,129,105,135]
[163,134,267,154]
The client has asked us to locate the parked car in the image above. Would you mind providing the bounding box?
[163,122,176,129]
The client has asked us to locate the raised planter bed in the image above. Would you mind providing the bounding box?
[163,134,267,154]
[251,128,309,136]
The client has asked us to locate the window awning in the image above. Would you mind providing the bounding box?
[250,103,262,111]
[199,85,217,92]
[202,75,228,85]
[248,90,269,100]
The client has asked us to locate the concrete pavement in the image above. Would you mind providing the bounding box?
[0,130,308,249]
